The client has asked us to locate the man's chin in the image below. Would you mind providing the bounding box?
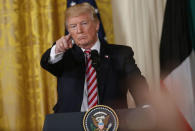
[76,42,90,49]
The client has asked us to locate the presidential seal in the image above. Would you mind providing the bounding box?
[83,105,119,131]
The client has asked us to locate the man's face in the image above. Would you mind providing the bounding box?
[67,13,99,49]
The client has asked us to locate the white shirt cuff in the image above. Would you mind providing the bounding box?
[49,45,64,64]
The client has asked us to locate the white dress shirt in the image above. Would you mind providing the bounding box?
[49,39,100,112]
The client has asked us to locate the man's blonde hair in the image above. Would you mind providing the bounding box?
[65,2,99,25]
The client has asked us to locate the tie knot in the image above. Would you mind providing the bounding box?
[84,49,91,56]
[84,49,91,58]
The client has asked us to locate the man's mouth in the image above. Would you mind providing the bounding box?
[78,36,87,41]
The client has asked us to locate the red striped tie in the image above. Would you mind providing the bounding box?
[85,49,98,109]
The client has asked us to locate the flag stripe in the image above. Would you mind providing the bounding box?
[189,0,195,50]
[160,0,195,130]
[160,0,192,79]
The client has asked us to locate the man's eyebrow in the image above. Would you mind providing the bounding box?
[69,24,77,26]
[81,19,88,22]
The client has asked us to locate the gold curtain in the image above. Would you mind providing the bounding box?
[0,0,113,130]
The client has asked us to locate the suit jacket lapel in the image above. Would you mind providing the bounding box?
[71,44,86,104]
[71,44,86,71]
[98,42,111,104]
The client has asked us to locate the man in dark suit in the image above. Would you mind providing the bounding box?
[41,2,150,113]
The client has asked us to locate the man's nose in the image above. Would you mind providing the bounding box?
[76,24,83,33]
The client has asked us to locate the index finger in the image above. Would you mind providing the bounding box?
[65,34,71,41]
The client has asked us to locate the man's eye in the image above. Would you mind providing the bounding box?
[70,25,76,29]
[81,22,88,25]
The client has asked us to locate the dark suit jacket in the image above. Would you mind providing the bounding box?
[41,41,149,113]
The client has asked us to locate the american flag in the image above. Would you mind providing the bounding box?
[66,0,107,42]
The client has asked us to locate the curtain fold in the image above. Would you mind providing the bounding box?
[111,0,166,90]
[0,0,68,130]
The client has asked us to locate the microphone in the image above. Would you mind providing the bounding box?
[91,50,100,71]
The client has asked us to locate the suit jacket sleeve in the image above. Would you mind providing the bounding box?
[123,47,150,106]
[40,43,65,76]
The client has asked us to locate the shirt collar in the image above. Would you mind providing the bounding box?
[81,39,100,54]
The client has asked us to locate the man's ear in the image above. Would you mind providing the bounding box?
[96,20,100,32]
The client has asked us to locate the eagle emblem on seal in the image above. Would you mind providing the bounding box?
[91,112,112,131]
